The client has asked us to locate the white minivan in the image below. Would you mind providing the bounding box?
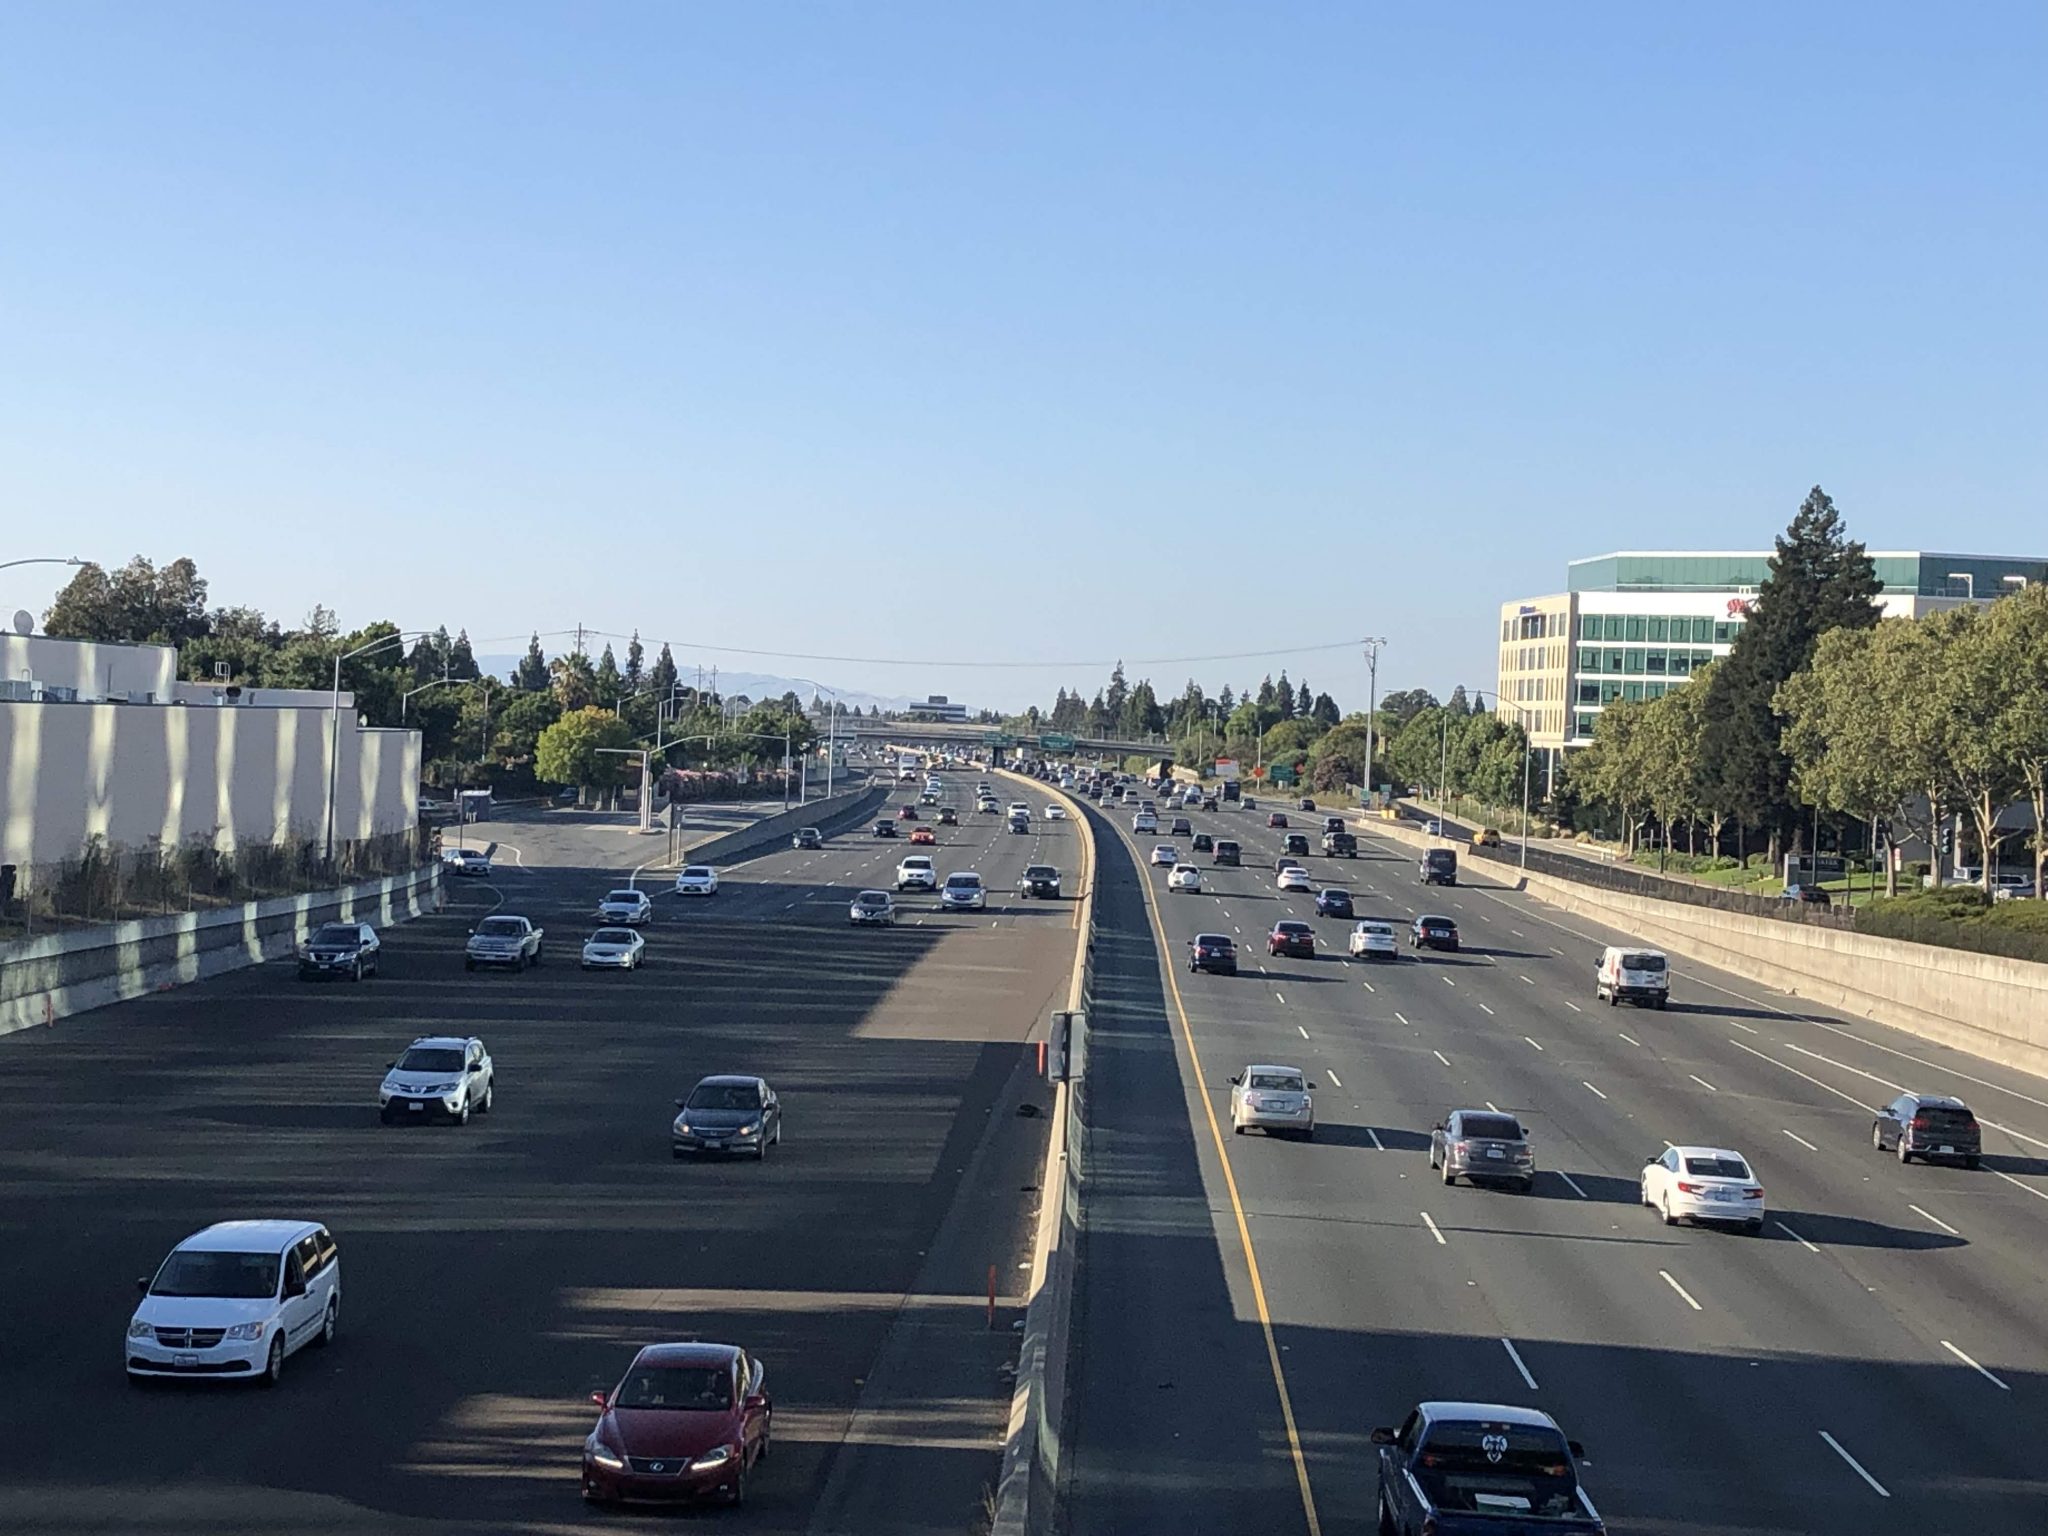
[127,1219,340,1385]
[1596,946,1670,1009]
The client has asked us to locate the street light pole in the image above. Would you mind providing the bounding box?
[325,630,426,865]
[0,555,87,575]
[1360,637,1385,809]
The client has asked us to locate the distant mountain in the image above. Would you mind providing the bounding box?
[471,658,918,715]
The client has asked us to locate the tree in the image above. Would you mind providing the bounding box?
[534,707,636,799]
[447,629,480,680]
[648,643,680,709]
[1104,662,1130,724]
[1122,679,1164,737]
[1296,679,1315,717]
[1307,719,1374,791]
[1378,689,1438,728]
[1274,672,1296,720]
[514,633,551,691]
[1218,685,1236,717]
[1256,675,1278,714]
[1310,691,1340,728]
[1981,584,2048,898]
[551,651,598,711]
[623,632,645,693]
[1702,486,1881,865]
[1927,604,2029,891]
[43,555,211,645]
[1633,686,1709,868]
[593,645,624,706]
[1085,691,1113,737]
[1446,685,1471,717]
[1575,699,1652,852]
[1261,718,1321,766]
[1779,633,1921,896]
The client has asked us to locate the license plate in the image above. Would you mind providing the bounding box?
[1711,1188,1733,1201]
[1939,1145,1955,1155]
[1486,1148,1504,1159]
[408,1102,424,1112]
[173,1353,198,1368]
[703,1139,725,1150]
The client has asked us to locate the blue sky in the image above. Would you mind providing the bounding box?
[3,3,2042,713]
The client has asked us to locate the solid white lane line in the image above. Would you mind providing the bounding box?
[1510,929,1525,938]
[1419,1212,1447,1246]
[1478,1003,1495,1016]
[1367,1126,1384,1151]
[1433,1050,1452,1067]
[1690,1074,1719,1093]
[1555,1170,1589,1200]
[1940,1339,2010,1390]
[1780,1041,2048,1153]
[1989,1168,2048,1204]
[1775,1221,1820,1252]
[1729,1040,1871,1111]
[1524,1036,1545,1052]
[1782,1129,1819,1151]
[1501,1338,1540,1391]
[1819,1431,1890,1497]
[1658,1270,1703,1311]
[1618,1032,1640,1047]
[1909,1203,1961,1237]
[1327,1071,1341,1088]
[1563,1001,1582,1012]
[1583,1081,1608,1100]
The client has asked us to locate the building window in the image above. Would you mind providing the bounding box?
[1577,647,1598,671]
[1624,615,1646,642]
[1647,682,1667,699]
[1624,682,1644,701]
[1668,653,1692,678]
[1623,649,1644,675]
[1602,614,1624,641]
[1647,617,1668,642]
[1574,712,1598,738]
[1580,615,1599,640]
[1691,617,1713,643]
[1645,650,1666,675]
[1578,682,1600,705]
[1602,649,1623,673]
[1714,621,1735,644]
[1601,682,1624,704]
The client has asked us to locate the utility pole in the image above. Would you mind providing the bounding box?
[1360,637,1385,809]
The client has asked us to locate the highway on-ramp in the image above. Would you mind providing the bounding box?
[1065,786,2048,1536]
[0,771,1076,1536]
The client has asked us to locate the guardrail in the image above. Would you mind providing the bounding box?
[991,768,1095,1536]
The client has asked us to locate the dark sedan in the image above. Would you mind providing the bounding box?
[1188,934,1239,974]
[1268,921,1315,959]
[897,805,919,820]
[872,819,898,838]
[1314,889,1353,919]
[1410,915,1460,952]
[1780,883,1832,905]
[581,1341,771,1507]
[672,1075,782,1160]
[1267,812,1289,828]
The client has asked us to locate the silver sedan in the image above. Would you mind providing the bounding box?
[1229,1065,1316,1140]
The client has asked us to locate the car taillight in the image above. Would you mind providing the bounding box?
[1911,1116,1932,1131]
[1454,1141,1470,1156]
[1743,1186,1764,1200]
[1676,1181,1705,1195]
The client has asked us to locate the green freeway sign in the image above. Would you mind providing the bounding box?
[985,732,1014,747]
[1270,764,1298,785]
[1039,732,1075,752]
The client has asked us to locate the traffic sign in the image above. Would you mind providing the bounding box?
[985,732,1014,747]
[1039,732,1074,752]
[1270,764,1297,786]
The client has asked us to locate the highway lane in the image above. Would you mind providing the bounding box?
[1066,783,2048,1535]
[0,771,1075,1536]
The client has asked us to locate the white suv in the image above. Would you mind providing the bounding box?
[895,855,938,892]
[941,872,987,911]
[379,1035,494,1125]
[127,1220,340,1385]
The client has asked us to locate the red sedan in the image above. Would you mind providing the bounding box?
[909,826,936,845]
[1267,812,1289,828]
[581,1342,772,1508]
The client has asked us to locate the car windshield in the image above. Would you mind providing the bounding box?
[310,924,360,945]
[1414,1424,1581,1518]
[687,1082,763,1111]
[683,867,711,878]
[150,1249,281,1300]
[592,929,636,945]
[477,918,524,937]
[947,875,981,888]
[1621,953,1667,972]
[398,1046,466,1073]
[605,891,639,904]
[1683,1155,1751,1178]
[613,1365,732,1411]
[856,893,888,905]
[1249,1072,1303,1091]
[1026,867,1056,879]
[1461,1114,1523,1140]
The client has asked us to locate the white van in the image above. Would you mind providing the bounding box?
[127,1219,340,1384]
[1596,946,1669,1009]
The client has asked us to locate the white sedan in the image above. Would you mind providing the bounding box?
[1348,920,1399,959]
[1641,1145,1766,1233]
[443,847,491,877]
[596,888,653,925]
[1276,866,1313,893]
[581,927,645,970]
[1149,844,1181,867]
[1045,803,1067,820]
[1229,1064,1316,1140]
[673,865,719,897]
[1168,863,1203,893]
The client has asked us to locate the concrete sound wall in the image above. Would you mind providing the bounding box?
[0,862,442,1038]
[0,701,418,866]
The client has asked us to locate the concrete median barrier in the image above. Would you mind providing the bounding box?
[0,862,443,1039]
[672,784,890,870]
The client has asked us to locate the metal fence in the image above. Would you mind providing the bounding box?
[0,827,433,939]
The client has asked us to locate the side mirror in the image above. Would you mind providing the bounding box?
[1308,1083,1319,1091]
[675,1099,687,1109]
[468,1062,484,1073]
[1229,1074,1242,1085]
[1370,1426,1396,1446]
[386,1061,396,1069]
[1432,1122,1445,1132]
[136,1275,150,1296]
[590,1390,610,1408]
[744,1392,768,1412]
[1568,1439,1586,1459]
[283,1274,307,1299]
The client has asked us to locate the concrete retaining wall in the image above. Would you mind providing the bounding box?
[678,784,891,869]
[0,862,443,1039]
[1364,814,2048,1077]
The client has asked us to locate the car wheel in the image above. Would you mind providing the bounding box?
[1519,1178,1535,1194]
[464,958,476,972]
[480,1079,494,1114]
[1232,1122,1244,1135]
[1655,995,1669,1010]
[1379,1492,1396,1536]
[260,1333,285,1387]
[313,1296,337,1348]
[351,960,363,983]
[1897,1137,1912,1165]
[1871,1122,1884,1151]
[455,1097,470,1127]
[729,1457,746,1508]
[1660,1194,1676,1226]
[1441,1161,1455,1186]
[1746,1219,1764,1235]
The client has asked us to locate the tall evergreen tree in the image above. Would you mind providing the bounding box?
[1296,678,1315,717]
[647,643,680,705]
[594,644,624,703]
[1702,485,1882,862]
[1274,672,1296,720]
[1218,685,1236,716]
[1256,675,1278,712]
[623,631,645,693]
[514,632,551,692]
[1311,691,1341,727]
[447,629,480,680]
[1447,684,1471,717]
[1105,661,1130,723]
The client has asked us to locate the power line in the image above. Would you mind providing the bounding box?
[556,631,1373,671]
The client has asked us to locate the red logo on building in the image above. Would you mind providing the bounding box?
[1725,598,1751,617]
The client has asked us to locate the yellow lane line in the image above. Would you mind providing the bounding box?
[1126,819,1324,1536]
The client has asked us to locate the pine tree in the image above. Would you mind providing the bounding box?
[1312,692,1341,727]
[1275,672,1296,720]
[447,629,480,680]
[1702,485,1881,862]
[647,643,680,709]
[624,631,645,692]
[1105,662,1130,723]
[1297,679,1314,717]
[1256,675,1277,712]
[1218,685,1236,716]
[594,644,624,704]
[1447,685,1470,717]
[514,633,551,692]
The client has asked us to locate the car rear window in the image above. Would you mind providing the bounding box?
[1276,921,1311,935]
[477,918,525,936]
[1683,1155,1752,1178]
[1215,841,1238,854]
[1620,952,1667,972]
[1359,923,1393,936]
[1415,1423,1580,1518]
[1249,1072,1303,1091]
[1195,934,1232,947]
[1917,1105,1977,1129]
[1460,1114,1523,1140]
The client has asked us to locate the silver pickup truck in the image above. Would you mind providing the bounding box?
[465,915,545,971]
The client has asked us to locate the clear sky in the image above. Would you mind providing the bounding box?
[3,3,2042,714]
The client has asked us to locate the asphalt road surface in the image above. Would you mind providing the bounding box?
[1065,786,2048,1536]
[0,771,1074,1536]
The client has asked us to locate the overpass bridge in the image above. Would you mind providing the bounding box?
[821,715,1171,760]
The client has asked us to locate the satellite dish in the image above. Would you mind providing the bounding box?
[11,610,32,636]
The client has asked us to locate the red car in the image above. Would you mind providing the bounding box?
[909,826,936,845]
[1268,920,1315,958]
[1267,812,1289,828]
[897,804,919,820]
[581,1342,772,1508]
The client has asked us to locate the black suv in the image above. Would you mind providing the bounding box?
[1873,1093,1981,1166]
[1282,832,1311,857]
[1018,865,1063,899]
[299,921,380,981]
[1212,840,1241,867]
[1421,848,1458,886]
